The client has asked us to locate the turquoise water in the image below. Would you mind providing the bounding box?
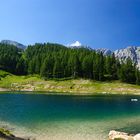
[0,93,140,140]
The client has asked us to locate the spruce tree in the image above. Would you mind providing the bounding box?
[93,54,100,80]
[40,56,54,79]
[119,58,136,83]
[99,52,104,81]
[53,57,63,78]
[82,55,93,79]
[16,57,27,75]
[135,68,140,85]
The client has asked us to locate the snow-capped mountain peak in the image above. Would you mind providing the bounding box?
[69,41,82,47]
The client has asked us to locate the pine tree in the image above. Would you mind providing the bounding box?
[28,59,35,74]
[105,55,112,75]
[93,54,100,80]
[67,54,80,78]
[82,55,93,78]
[119,58,136,83]
[99,52,104,81]
[53,57,63,78]
[111,53,118,79]
[16,57,27,75]
[35,56,41,74]
[40,56,54,79]
[119,62,126,82]
[135,68,140,85]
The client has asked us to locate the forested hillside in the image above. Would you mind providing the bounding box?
[0,43,140,85]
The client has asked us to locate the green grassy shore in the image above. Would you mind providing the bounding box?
[0,70,140,95]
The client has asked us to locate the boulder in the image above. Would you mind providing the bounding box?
[134,134,140,140]
[109,130,134,140]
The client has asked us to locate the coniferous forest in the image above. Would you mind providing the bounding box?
[0,43,140,85]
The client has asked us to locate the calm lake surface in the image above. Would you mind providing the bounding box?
[0,93,140,140]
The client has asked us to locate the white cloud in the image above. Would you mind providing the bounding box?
[68,41,82,47]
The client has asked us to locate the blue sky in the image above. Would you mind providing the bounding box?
[0,0,140,50]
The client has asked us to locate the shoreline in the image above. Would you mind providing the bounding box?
[0,89,140,96]
[1,76,140,95]
[0,127,26,140]
[109,130,140,140]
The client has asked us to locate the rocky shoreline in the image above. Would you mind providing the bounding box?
[0,128,27,140]
[1,128,140,140]
[109,130,140,140]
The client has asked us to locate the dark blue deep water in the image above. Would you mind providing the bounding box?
[0,93,140,140]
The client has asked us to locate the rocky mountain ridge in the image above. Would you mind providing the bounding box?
[70,43,140,68]
[1,39,140,67]
[114,46,140,68]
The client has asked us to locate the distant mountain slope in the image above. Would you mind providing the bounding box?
[96,48,112,55]
[1,40,26,49]
[114,46,140,68]
[1,39,140,68]
[68,42,140,68]
[96,46,140,68]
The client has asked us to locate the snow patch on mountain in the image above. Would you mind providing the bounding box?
[69,41,82,47]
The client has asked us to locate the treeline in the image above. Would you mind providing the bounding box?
[0,43,140,85]
[0,44,24,74]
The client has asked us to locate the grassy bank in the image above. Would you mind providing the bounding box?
[0,70,140,94]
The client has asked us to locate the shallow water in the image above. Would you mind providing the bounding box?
[0,93,140,140]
